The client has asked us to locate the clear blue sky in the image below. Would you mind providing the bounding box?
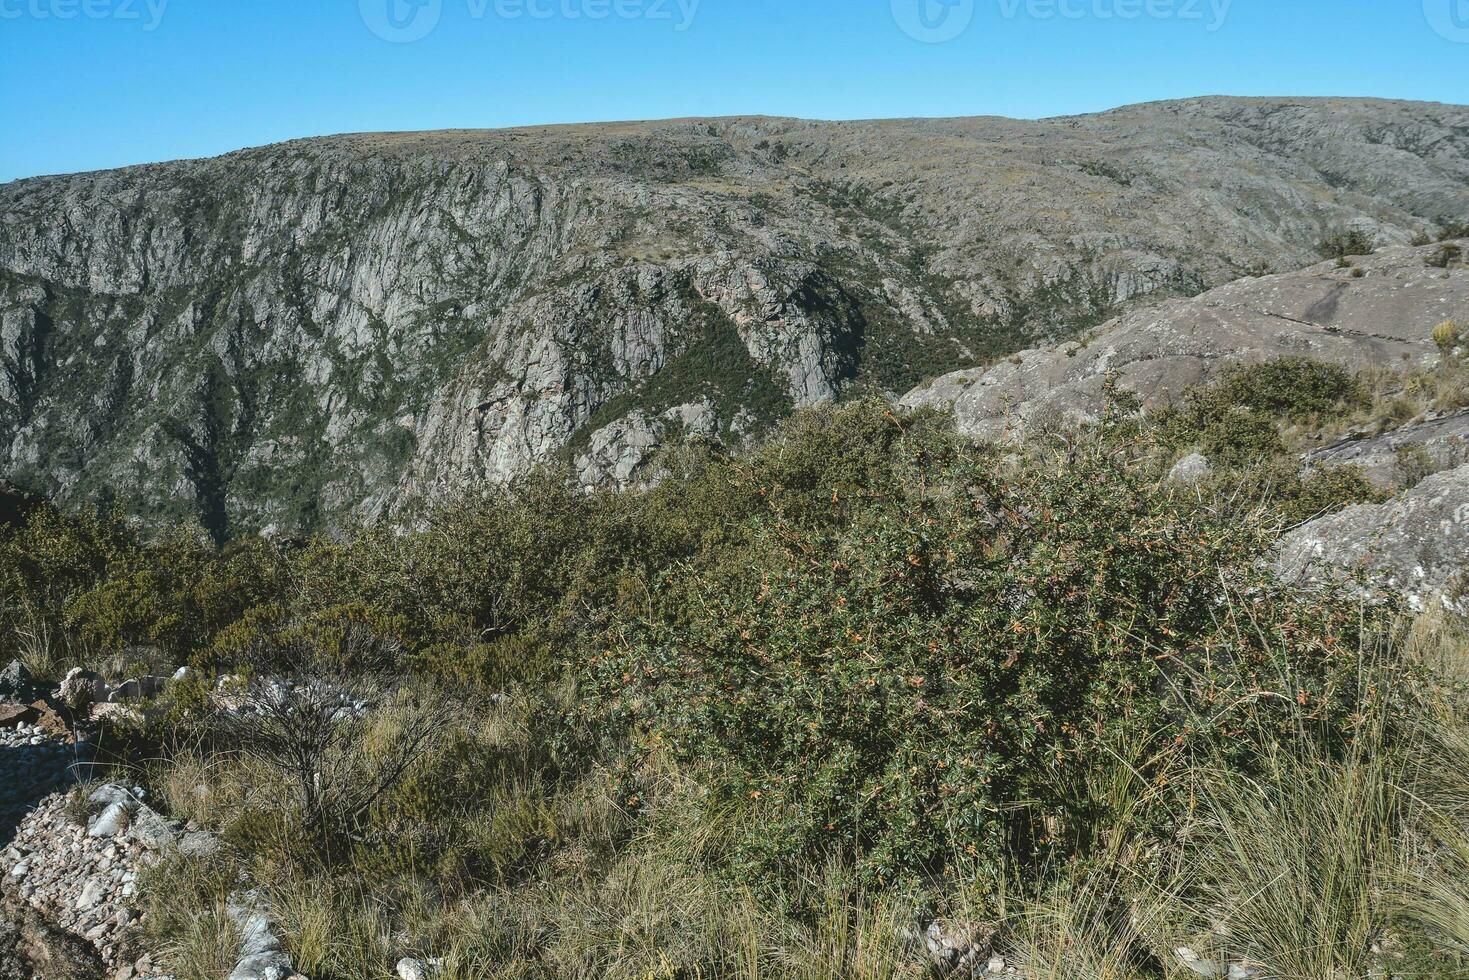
[3,0,1467,182]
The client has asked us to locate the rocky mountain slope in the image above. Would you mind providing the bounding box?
[903,240,1469,437]
[3,97,1467,536]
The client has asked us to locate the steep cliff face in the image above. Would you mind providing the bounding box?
[2,97,1467,536]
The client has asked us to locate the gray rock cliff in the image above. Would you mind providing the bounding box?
[3,97,1467,534]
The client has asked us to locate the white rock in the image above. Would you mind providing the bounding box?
[75,877,107,910]
[130,806,180,850]
[1175,947,1230,978]
[1168,452,1212,485]
[88,802,133,839]
[90,784,141,809]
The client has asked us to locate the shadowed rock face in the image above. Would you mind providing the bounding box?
[2,97,1466,533]
[1274,463,1469,610]
[1305,410,1469,488]
[904,242,1469,439]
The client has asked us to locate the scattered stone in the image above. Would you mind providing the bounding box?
[1,763,181,978]
[1168,452,1212,485]
[0,894,106,980]
[0,705,36,731]
[917,919,1000,976]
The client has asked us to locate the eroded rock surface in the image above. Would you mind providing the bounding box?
[904,243,1469,439]
[1275,463,1469,609]
[1304,409,1469,488]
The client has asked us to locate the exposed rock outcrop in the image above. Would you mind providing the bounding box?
[1304,409,1469,488]
[904,243,1469,440]
[3,98,1466,532]
[1274,463,1469,609]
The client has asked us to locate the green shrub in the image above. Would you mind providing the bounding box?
[1208,357,1365,419]
[593,419,1386,893]
[1155,358,1367,474]
[1319,229,1376,259]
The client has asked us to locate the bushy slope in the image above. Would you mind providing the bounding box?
[4,397,1468,977]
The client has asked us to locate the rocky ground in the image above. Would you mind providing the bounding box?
[0,715,123,980]
[0,666,303,980]
[1305,408,1469,487]
[1277,462,1469,610]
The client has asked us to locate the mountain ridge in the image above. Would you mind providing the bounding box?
[11,94,1458,180]
[2,96,1466,537]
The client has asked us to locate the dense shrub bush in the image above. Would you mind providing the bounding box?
[1319,229,1376,259]
[0,508,287,671]
[1156,357,1365,455]
[11,388,1465,977]
[1207,357,1366,419]
[592,417,1386,891]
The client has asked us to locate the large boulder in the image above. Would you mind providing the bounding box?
[0,663,35,704]
[1275,464,1469,609]
[903,243,1469,440]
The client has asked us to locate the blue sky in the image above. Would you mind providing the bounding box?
[2,0,1467,182]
